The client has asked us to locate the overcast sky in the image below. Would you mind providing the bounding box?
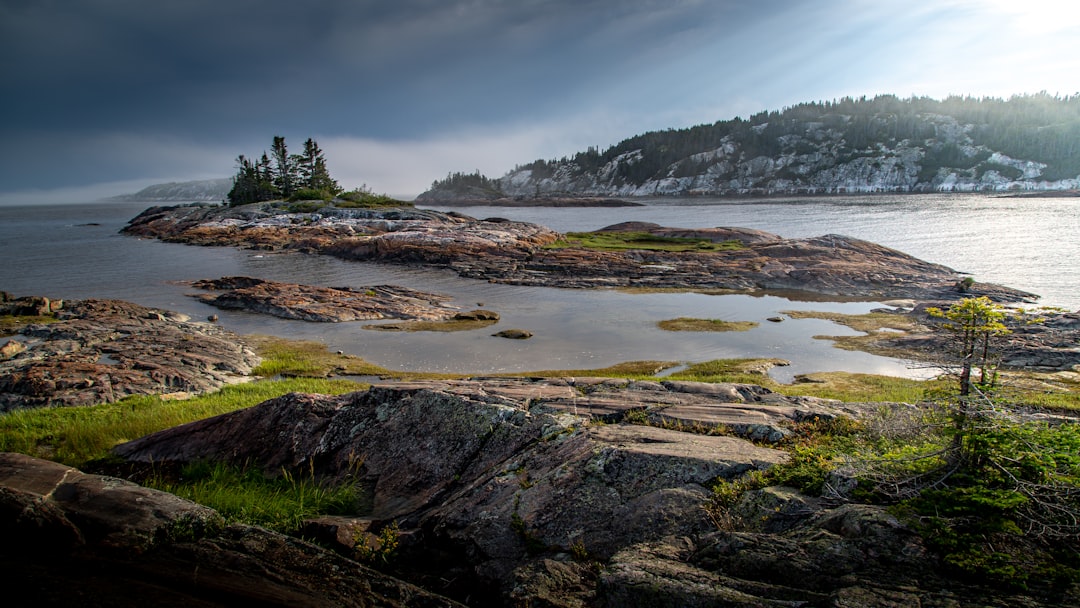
[2,0,1078,202]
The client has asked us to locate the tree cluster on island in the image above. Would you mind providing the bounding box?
[228,136,340,205]
[226,136,408,209]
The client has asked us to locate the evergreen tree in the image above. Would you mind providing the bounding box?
[270,136,298,198]
[294,138,340,194]
[225,135,343,204]
[227,155,258,205]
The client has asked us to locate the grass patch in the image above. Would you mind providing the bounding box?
[0,314,58,335]
[782,310,921,334]
[335,190,412,208]
[504,360,681,378]
[0,377,363,469]
[546,231,745,252]
[247,334,392,378]
[779,372,949,403]
[658,317,758,332]
[146,460,363,534]
[665,358,792,386]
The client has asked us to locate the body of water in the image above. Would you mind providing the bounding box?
[1,194,1075,382]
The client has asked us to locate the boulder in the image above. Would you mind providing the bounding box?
[0,452,464,607]
[0,339,25,359]
[453,309,500,321]
[493,328,533,339]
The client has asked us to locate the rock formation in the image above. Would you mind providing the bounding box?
[0,298,259,411]
[0,452,464,607]
[123,203,1037,302]
[191,276,462,322]
[105,378,1072,606]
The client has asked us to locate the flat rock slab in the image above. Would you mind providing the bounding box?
[588,424,786,472]
[0,298,259,411]
[191,276,460,322]
[447,377,853,441]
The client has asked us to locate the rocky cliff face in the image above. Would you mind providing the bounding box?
[491,117,1078,198]
[421,96,1080,200]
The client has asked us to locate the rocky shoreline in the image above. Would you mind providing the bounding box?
[122,202,1037,303]
[0,298,258,411]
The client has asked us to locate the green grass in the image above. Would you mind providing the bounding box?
[546,231,745,252]
[335,190,411,208]
[247,335,393,378]
[775,372,951,403]
[658,317,758,332]
[782,310,921,333]
[0,377,363,469]
[146,460,363,533]
[665,358,793,386]
[0,314,58,335]
[506,360,681,378]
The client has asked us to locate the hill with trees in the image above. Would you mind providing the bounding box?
[419,93,1080,200]
[106,178,233,202]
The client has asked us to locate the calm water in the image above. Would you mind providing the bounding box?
[1,194,1075,382]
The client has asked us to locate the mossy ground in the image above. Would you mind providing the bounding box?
[546,231,745,252]
[0,314,58,336]
[658,317,759,332]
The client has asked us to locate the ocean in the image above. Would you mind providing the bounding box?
[1,194,1076,382]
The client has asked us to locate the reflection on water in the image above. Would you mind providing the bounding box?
[4,194,1074,382]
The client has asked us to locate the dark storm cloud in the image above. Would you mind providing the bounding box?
[1,0,767,191]
[3,0,1075,197]
[2,1,750,134]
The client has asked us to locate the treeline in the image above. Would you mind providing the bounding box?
[228,136,341,205]
[429,170,502,194]
[432,93,1080,191]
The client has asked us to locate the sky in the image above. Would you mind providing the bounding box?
[1,0,1078,203]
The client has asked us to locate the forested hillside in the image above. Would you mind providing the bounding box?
[421,93,1080,199]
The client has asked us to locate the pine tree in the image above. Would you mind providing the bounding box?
[270,136,298,198]
[294,138,340,194]
[227,155,258,205]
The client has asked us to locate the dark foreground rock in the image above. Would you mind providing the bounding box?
[0,452,464,607]
[0,298,259,411]
[123,203,1037,302]
[191,276,462,322]
[107,378,1073,607]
